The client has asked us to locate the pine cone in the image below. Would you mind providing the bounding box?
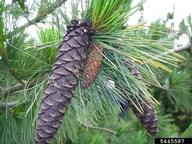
[117,63,158,135]
[132,100,158,135]
[82,44,103,88]
[128,65,158,134]
[35,20,93,144]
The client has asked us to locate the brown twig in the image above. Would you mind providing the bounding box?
[3,82,26,97]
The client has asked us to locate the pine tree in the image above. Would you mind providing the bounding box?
[0,1,191,144]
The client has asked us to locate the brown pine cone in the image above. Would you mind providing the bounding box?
[35,19,94,144]
[132,99,158,135]
[128,65,158,135]
[121,62,158,135]
[82,44,103,88]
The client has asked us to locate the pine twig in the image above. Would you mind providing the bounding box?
[167,42,191,54]
[162,34,192,55]
[0,100,30,109]
[1,56,25,86]
[8,0,67,36]
[157,45,191,61]
[0,101,19,109]
[2,79,37,97]
[2,82,27,97]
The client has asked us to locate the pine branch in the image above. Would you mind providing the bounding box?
[0,100,30,109]
[169,42,191,53]
[8,0,67,36]
[1,56,25,86]
[0,101,20,109]
[3,82,26,97]
[163,34,192,55]
[2,79,37,97]
[152,34,191,64]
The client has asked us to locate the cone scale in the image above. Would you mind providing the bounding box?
[35,20,93,144]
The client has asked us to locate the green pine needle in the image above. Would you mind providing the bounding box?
[88,0,138,32]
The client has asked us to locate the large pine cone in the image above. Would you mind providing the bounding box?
[35,20,93,144]
[82,44,103,88]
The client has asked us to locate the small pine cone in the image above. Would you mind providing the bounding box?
[35,19,93,144]
[120,61,158,134]
[82,44,103,88]
[128,64,158,134]
[132,100,158,135]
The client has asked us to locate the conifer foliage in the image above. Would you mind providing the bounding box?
[1,0,191,144]
[35,0,183,142]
